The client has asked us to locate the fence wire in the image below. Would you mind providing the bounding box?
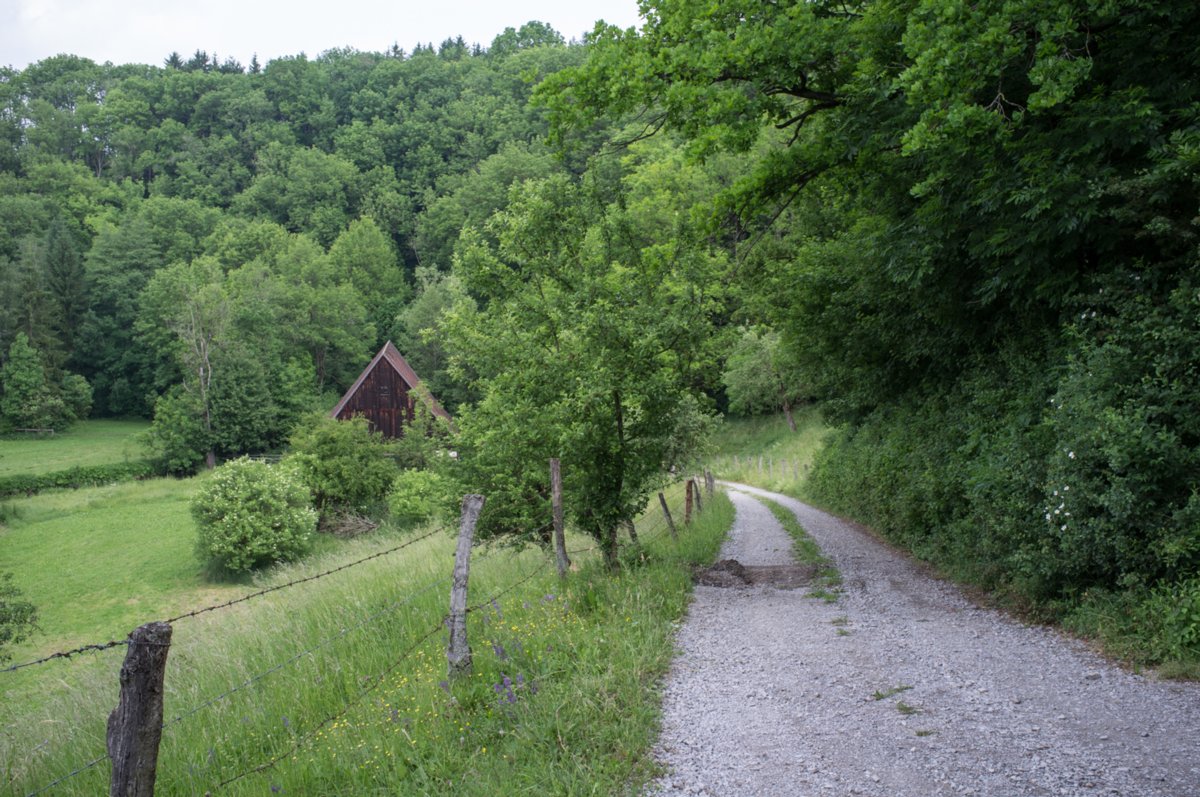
[22,752,107,797]
[211,621,445,791]
[2,638,129,675]
[163,527,445,625]
[162,572,453,733]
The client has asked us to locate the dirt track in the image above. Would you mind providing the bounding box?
[648,485,1200,797]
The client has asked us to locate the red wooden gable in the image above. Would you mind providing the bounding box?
[330,342,451,438]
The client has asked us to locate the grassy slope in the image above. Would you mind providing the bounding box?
[709,407,830,495]
[0,419,150,477]
[2,480,733,796]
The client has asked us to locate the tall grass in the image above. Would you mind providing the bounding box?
[709,408,830,495]
[0,420,149,477]
[2,481,733,796]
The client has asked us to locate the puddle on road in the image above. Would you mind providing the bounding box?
[695,559,817,589]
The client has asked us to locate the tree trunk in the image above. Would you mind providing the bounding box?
[600,524,620,572]
[783,398,797,432]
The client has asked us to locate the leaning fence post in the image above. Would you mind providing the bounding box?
[549,459,570,578]
[107,621,172,797]
[623,519,638,543]
[448,494,485,678]
[693,477,704,512]
[685,479,694,524]
[658,492,678,540]
[704,469,714,498]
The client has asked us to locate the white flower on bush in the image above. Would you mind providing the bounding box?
[191,457,317,572]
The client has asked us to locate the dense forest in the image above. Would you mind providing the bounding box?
[3,1,1199,652]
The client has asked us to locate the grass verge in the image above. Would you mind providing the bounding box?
[759,497,842,601]
[2,482,733,796]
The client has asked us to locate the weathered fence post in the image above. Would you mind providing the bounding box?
[685,479,694,524]
[704,469,714,498]
[107,621,172,797]
[623,519,638,543]
[550,459,570,578]
[658,492,678,540]
[693,476,704,512]
[448,494,485,677]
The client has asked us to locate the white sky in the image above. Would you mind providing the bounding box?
[1,0,644,70]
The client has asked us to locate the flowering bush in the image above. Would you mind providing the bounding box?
[192,457,317,572]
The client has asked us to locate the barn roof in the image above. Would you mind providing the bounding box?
[329,341,452,424]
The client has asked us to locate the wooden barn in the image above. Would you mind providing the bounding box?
[330,341,451,438]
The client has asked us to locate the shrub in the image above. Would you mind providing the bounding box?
[0,461,158,498]
[192,458,316,572]
[387,469,452,527]
[287,414,396,514]
[0,572,38,662]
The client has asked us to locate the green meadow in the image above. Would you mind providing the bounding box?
[1,476,732,796]
[0,420,150,477]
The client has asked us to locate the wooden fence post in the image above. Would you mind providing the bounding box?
[693,477,704,512]
[107,621,172,797]
[658,492,678,540]
[448,494,485,678]
[550,459,570,578]
[623,519,638,543]
[704,469,714,498]
[685,479,694,524]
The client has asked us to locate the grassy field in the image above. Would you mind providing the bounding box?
[709,408,831,495]
[1,479,732,796]
[0,419,149,477]
[0,477,229,657]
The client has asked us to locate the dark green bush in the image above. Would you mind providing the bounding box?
[0,461,158,497]
[286,414,396,515]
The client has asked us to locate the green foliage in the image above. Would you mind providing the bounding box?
[191,457,317,572]
[0,333,70,431]
[0,461,157,498]
[0,571,38,662]
[548,0,1200,666]
[722,328,807,424]
[286,414,396,514]
[144,387,209,475]
[446,164,724,563]
[387,469,452,527]
[58,373,91,421]
[1038,276,1200,592]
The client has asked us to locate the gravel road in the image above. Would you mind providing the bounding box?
[647,484,1200,797]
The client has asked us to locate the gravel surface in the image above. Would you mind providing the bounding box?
[647,484,1200,797]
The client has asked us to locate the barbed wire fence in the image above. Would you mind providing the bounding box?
[6,463,720,797]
